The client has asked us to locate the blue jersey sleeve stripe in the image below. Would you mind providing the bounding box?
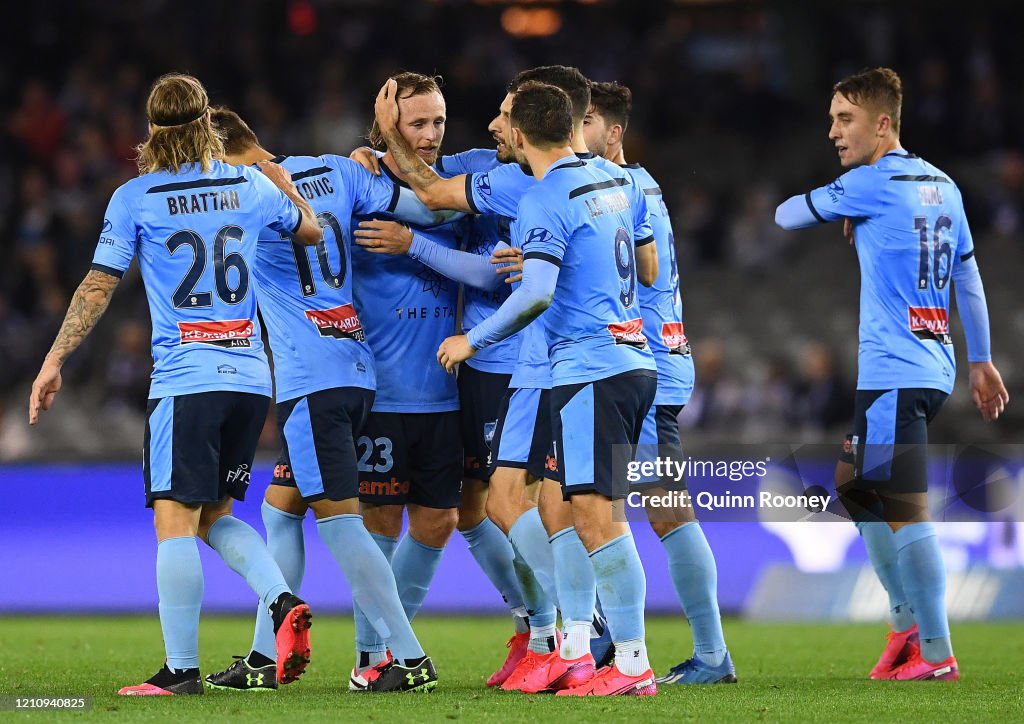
[145,176,247,194]
[960,249,975,262]
[465,174,480,214]
[889,174,951,183]
[635,235,655,247]
[290,166,332,182]
[804,192,827,224]
[523,251,562,267]
[386,182,402,213]
[642,186,663,196]
[567,177,628,200]
[90,262,125,279]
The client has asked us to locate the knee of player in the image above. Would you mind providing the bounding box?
[410,507,458,547]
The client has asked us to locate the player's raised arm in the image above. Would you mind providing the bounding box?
[374,78,473,212]
[354,219,510,291]
[256,159,321,245]
[29,268,120,424]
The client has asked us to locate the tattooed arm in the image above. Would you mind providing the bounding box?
[29,269,120,424]
[374,79,474,212]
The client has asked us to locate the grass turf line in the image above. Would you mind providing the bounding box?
[0,616,1021,722]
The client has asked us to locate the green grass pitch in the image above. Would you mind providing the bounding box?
[1,616,1022,721]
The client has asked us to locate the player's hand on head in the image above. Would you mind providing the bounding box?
[350,146,381,176]
[491,246,524,283]
[375,78,400,133]
[256,160,296,192]
[28,358,63,425]
[437,334,475,373]
[969,361,1009,422]
[354,220,414,255]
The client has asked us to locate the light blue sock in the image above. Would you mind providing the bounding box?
[207,516,289,611]
[512,549,557,630]
[856,520,914,632]
[318,515,424,663]
[591,533,650,675]
[462,518,526,613]
[391,533,445,621]
[895,522,953,663]
[156,536,203,671]
[591,533,647,643]
[509,508,559,606]
[660,522,727,666]
[549,527,596,628]
[252,502,306,661]
[354,531,398,659]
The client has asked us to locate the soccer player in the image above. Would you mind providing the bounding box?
[436,81,659,696]
[352,184,539,686]
[343,72,493,686]
[27,74,322,695]
[202,108,437,693]
[583,81,736,684]
[775,67,1009,681]
[371,66,655,688]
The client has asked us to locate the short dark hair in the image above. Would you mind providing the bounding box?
[509,65,590,125]
[589,81,632,132]
[209,106,260,155]
[833,67,903,134]
[510,81,573,149]
[368,71,444,150]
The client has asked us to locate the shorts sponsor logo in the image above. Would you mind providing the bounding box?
[273,464,292,481]
[607,318,648,348]
[483,420,497,448]
[225,463,250,485]
[908,306,952,344]
[545,453,558,473]
[842,436,853,456]
[304,303,365,341]
[661,322,691,355]
[359,478,411,498]
[178,319,253,348]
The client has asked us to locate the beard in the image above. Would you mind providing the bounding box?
[496,143,516,164]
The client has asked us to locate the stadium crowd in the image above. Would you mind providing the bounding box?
[2,0,1021,460]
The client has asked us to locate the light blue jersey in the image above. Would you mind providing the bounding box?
[351,165,467,412]
[467,154,654,388]
[253,154,396,401]
[622,163,694,406]
[805,151,972,393]
[434,150,522,374]
[515,156,657,386]
[92,160,300,399]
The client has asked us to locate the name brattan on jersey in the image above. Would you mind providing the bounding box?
[352,165,466,413]
[253,154,391,402]
[806,151,969,393]
[622,163,694,406]
[514,156,656,387]
[91,160,303,399]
